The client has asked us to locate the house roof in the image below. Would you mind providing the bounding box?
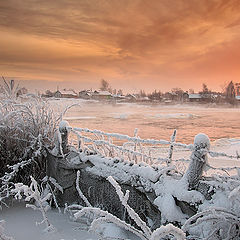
[189,93,202,99]
[126,94,137,99]
[95,91,112,96]
[61,90,77,96]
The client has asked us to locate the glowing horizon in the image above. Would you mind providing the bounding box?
[0,0,240,93]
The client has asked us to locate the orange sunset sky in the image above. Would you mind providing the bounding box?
[0,0,240,93]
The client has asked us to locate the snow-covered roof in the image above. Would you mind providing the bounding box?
[188,93,202,99]
[61,90,78,96]
[95,91,112,96]
[126,94,137,99]
[112,94,126,98]
[79,90,93,96]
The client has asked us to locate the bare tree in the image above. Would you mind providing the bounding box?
[189,89,194,94]
[117,89,123,95]
[100,79,110,91]
[139,89,146,97]
[225,81,236,104]
[201,83,209,94]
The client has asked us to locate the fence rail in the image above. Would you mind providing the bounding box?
[55,123,240,175]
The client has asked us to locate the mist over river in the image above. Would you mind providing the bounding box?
[50,98,240,145]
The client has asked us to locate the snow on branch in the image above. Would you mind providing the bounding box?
[73,178,186,240]
[74,207,148,240]
[167,129,177,165]
[71,127,193,150]
[1,159,32,183]
[107,176,152,238]
[69,125,239,167]
[91,215,148,240]
[76,170,92,207]
[41,176,63,213]
[12,176,55,233]
[209,150,240,160]
[182,207,240,239]
[150,223,186,240]
[77,134,156,161]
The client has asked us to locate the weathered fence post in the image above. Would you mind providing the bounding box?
[59,121,69,154]
[183,133,210,190]
[167,129,177,165]
[53,120,70,156]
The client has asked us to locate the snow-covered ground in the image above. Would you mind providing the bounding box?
[1,202,97,240]
[2,137,240,240]
[1,99,240,239]
[1,201,143,240]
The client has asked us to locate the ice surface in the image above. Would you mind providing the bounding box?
[154,113,198,119]
[63,116,97,120]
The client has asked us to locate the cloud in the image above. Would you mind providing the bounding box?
[0,0,240,92]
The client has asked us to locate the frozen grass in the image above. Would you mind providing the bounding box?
[0,96,58,183]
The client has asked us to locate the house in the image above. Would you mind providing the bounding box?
[53,90,62,98]
[236,83,240,96]
[92,90,112,100]
[125,94,137,101]
[79,90,93,99]
[236,96,240,101]
[59,89,78,98]
[111,94,126,101]
[188,93,202,102]
[163,92,178,101]
[182,92,189,102]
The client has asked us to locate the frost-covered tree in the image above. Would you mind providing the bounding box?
[100,79,109,91]
[225,81,236,104]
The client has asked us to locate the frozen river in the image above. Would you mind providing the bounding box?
[50,98,240,145]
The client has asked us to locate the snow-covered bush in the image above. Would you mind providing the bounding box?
[1,77,20,100]
[0,96,58,175]
[182,208,240,239]
[0,94,61,205]
[12,176,57,232]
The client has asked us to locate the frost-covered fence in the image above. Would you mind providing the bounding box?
[48,122,240,239]
[54,121,240,176]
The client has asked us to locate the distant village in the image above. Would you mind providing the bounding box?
[41,80,240,105]
[1,78,240,105]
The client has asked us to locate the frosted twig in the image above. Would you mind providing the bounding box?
[150,223,185,240]
[167,129,177,165]
[107,176,152,238]
[74,207,148,240]
[12,176,55,232]
[76,171,92,207]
